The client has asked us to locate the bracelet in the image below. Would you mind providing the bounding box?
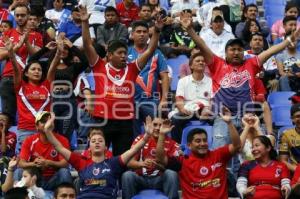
[286,36,295,47]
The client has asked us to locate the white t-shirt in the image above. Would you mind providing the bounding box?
[200,28,235,59]
[73,27,96,47]
[79,0,116,25]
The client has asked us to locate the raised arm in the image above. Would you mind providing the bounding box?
[79,5,99,66]
[44,112,72,161]
[2,157,18,192]
[121,116,154,164]
[155,119,174,166]
[4,37,21,87]
[220,107,241,154]
[47,40,61,82]
[258,28,300,65]
[180,12,214,65]
[136,17,162,70]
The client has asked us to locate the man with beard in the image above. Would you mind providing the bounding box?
[0,4,43,126]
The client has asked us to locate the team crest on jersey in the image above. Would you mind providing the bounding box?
[200,166,209,176]
[220,70,251,88]
[93,168,100,176]
[50,150,58,157]
[275,168,282,178]
[150,149,156,156]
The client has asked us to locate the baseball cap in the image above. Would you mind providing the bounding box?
[35,111,50,124]
[291,103,300,117]
[225,38,244,50]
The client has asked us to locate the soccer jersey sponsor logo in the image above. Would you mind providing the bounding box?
[200,166,209,176]
[211,162,222,171]
[50,149,58,158]
[220,70,251,88]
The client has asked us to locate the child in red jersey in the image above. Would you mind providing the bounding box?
[237,136,291,199]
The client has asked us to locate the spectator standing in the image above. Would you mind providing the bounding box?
[116,0,139,27]
[45,0,71,30]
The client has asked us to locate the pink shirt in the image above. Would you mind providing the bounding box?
[271,19,300,38]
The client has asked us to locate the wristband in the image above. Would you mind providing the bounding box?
[286,36,295,47]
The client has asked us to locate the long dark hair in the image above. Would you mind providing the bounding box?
[241,4,258,21]
[22,61,46,84]
[253,135,277,160]
[242,19,261,42]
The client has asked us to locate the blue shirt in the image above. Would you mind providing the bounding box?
[58,20,82,39]
[127,47,168,103]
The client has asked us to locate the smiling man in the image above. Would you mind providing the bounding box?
[156,108,241,199]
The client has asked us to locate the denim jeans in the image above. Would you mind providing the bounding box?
[14,168,72,191]
[133,103,157,138]
[52,91,78,141]
[121,170,179,199]
[212,116,242,176]
[15,130,36,155]
[279,76,292,91]
[0,77,16,124]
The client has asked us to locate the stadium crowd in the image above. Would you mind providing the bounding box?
[0,0,300,198]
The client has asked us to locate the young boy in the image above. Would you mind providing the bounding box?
[0,20,13,35]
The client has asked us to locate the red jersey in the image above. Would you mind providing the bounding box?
[20,133,70,178]
[0,29,43,77]
[208,55,262,115]
[168,145,232,199]
[0,8,10,22]
[253,78,266,102]
[92,57,140,119]
[116,2,139,27]
[132,135,180,176]
[291,164,300,186]
[0,131,16,157]
[238,160,290,199]
[16,80,51,130]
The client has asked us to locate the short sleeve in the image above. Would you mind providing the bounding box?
[247,56,262,75]
[279,132,289,155]
[69,152,88,171]
[280,163,290,179]
[110,156,126,177]
[19,137,31,161]
[157,51,168,73]
[167,155,183,171]
[207,55,223,75]
[238,161,251,178]
[292,164,300,186]
[175,78,185,98]
[215,145,232,163]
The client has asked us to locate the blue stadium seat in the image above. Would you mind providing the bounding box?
[245,0,256,5]
[181,125,213,155]
[132,190,168,199]
[264,5,285,17]
[71,130,78,150]
[186,120,209,126]
[166,55,189,91]
[265,15,284,29]
[272,105,293,127]
[267,91,295,109]
[263,0,286,6]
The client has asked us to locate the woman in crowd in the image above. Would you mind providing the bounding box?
[271,2,299,42]
[4,38,56,154]
[237,136,291,199]
[29,34,89,141]
[241,19,269,50]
